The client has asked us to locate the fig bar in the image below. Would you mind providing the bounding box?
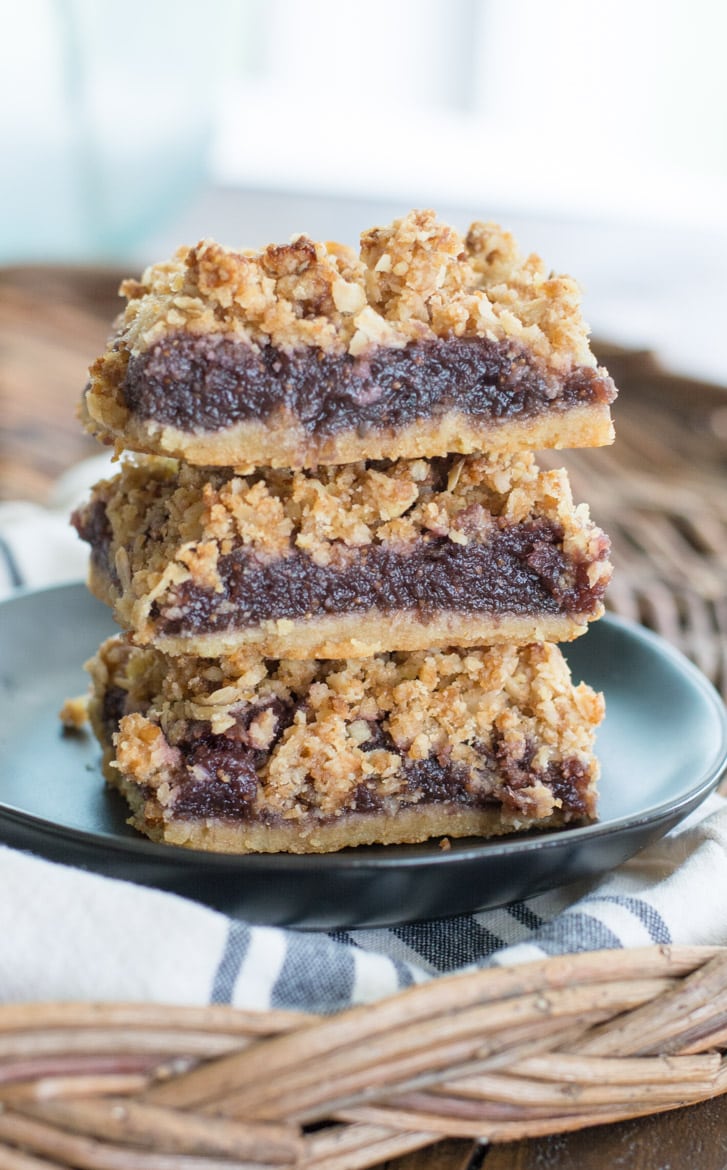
[81,210,616,470]
[88,636,603,854]
[73,451,611,659]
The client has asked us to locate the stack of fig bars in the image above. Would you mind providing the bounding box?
[73,210,616,854]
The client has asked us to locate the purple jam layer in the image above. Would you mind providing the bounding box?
[150,521,608,636]
[103,691,591,825]
[121,333,616,435]
[74,498,117,588]
[167,748,590,823]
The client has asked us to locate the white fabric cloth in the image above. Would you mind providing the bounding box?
[0,459,725,1013]
[1,798,726,1013]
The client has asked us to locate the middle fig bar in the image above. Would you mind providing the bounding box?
[73,452,611,659]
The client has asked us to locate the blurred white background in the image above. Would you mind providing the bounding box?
[3,0,727,380]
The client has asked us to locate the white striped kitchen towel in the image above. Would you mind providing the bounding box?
[0,458,726,1013]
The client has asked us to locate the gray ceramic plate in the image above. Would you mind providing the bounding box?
[0,583,725,928]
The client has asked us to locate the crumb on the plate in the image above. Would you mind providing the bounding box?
[59,695,89,732]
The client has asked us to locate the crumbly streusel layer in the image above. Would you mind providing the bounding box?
[74,452,611,657]
[88,636,603,854]
[81,210,616,467]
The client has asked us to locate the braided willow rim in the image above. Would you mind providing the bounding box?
[2,946,727,1167]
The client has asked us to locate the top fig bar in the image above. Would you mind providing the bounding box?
[82,210,616,469]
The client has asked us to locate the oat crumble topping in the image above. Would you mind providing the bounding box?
[94,210,595,372]
[77,450,610,598]
[89,636,603,824]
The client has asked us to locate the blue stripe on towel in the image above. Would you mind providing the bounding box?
[392,916,506,971]
[272,932,356,1013]
[532,911,622,955]
[328,929,417,991]
[507,901,545,932]
[583,894,672,945]
[210,921,251,1003]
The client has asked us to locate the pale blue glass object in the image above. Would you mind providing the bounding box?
[2,0,233,262]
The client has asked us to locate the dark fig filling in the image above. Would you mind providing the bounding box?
[74,497,118,588]
[121,333,616,435]
[103,690,592,826]
[154,521,606,635]
[76,509,608,636]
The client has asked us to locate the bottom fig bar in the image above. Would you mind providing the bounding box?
[87,637,604,854]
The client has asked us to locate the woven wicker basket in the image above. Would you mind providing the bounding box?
[2,947,727,1168]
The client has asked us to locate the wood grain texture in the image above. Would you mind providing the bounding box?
[481,1097,727,1170]
[1,266,727,1170]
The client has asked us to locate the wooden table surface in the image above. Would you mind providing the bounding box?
[2,265,727,1170]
